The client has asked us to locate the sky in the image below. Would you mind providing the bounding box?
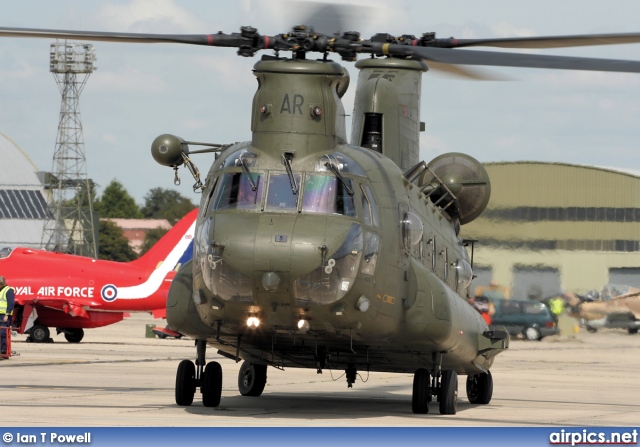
[1,0,639,204]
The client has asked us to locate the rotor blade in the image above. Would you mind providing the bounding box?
[384,45,640,74]
[426,61,513,81]
[293,2,347,36]
[432,32,640,49]
[0,26,247,47]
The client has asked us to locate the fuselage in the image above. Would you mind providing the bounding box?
[167,57,507,376]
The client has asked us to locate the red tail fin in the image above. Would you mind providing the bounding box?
[130,209,198,271]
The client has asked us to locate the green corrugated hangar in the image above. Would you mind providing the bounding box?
[461,162,640,299]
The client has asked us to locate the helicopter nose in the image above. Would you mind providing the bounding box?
[199,211,362,309]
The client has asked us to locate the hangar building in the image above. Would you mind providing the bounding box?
[0,132,49,250]
[461,162,640,298]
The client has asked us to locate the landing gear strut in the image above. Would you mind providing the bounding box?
[345,365,357,388]
[175,339,223,407]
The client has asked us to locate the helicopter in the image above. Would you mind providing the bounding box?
[1,17,640,416]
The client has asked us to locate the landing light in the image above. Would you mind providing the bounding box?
[247,316,261,328]
[262,272,281,292]
[356,296,370,312]
[297,319,310,332]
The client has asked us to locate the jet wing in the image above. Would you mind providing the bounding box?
[17,297,98,318]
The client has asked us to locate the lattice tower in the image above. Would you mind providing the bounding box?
[41,41,97,257]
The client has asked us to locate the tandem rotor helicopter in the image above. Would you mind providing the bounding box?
[2,8,640,415]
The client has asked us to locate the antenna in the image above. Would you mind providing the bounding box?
[41,41,97,257]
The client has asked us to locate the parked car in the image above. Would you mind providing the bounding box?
[489,298,559,341]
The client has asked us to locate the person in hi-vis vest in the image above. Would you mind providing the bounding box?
[0,275,15,356]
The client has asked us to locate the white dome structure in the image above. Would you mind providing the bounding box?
[0,131,49,249]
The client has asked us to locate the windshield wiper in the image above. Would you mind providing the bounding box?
[324,159,354,196]
[282,152,299,195]
[239,154,258,191]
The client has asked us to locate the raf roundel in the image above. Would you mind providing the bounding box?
[101,284,118,302]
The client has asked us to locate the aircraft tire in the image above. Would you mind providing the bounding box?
[30,324,50,343]
[202,361,223,407]
[238,361,267,397]
[629,328,638,335]
[175,360,196,406]
[411,368,431,414]
[466,371,493,404]
[439,370,458,415]
[64,328,84,343]
[523,326,541,341]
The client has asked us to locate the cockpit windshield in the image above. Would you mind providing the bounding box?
[302,175,356,217]
[213,172,263,210]
[265,172,300,211]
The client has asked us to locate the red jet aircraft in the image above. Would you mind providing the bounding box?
[0,209,198,343]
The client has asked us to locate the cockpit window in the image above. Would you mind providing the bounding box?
[362,185,379,227]
[265,172,300,211]
[201,177,218,217]
[302,175,356,217]
[0,247,11,259]
[213,172,263,210]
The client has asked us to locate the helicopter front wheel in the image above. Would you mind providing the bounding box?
[411,368,431,414]
[175,359,196,406]
[438,370,458,415]
[201,361,223,407]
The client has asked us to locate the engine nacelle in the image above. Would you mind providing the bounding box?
[420,152,491,225]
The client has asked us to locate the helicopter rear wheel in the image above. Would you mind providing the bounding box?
[411,368,431,414]
[466,371,493,404]
[439,370,458,415]
[238,361,267,397]
[201,361,223,407]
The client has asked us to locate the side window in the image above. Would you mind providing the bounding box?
[364,185,379,227]
[361,231,380,276]
[360,184,372,226]
[402,212,424,250]
[266,172,300,211]
[202,177,218,216]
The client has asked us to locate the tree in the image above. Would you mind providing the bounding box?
[98,220,137,262]
[141,187,196,224]
[139,227,169,256]
[95,180,143,218]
